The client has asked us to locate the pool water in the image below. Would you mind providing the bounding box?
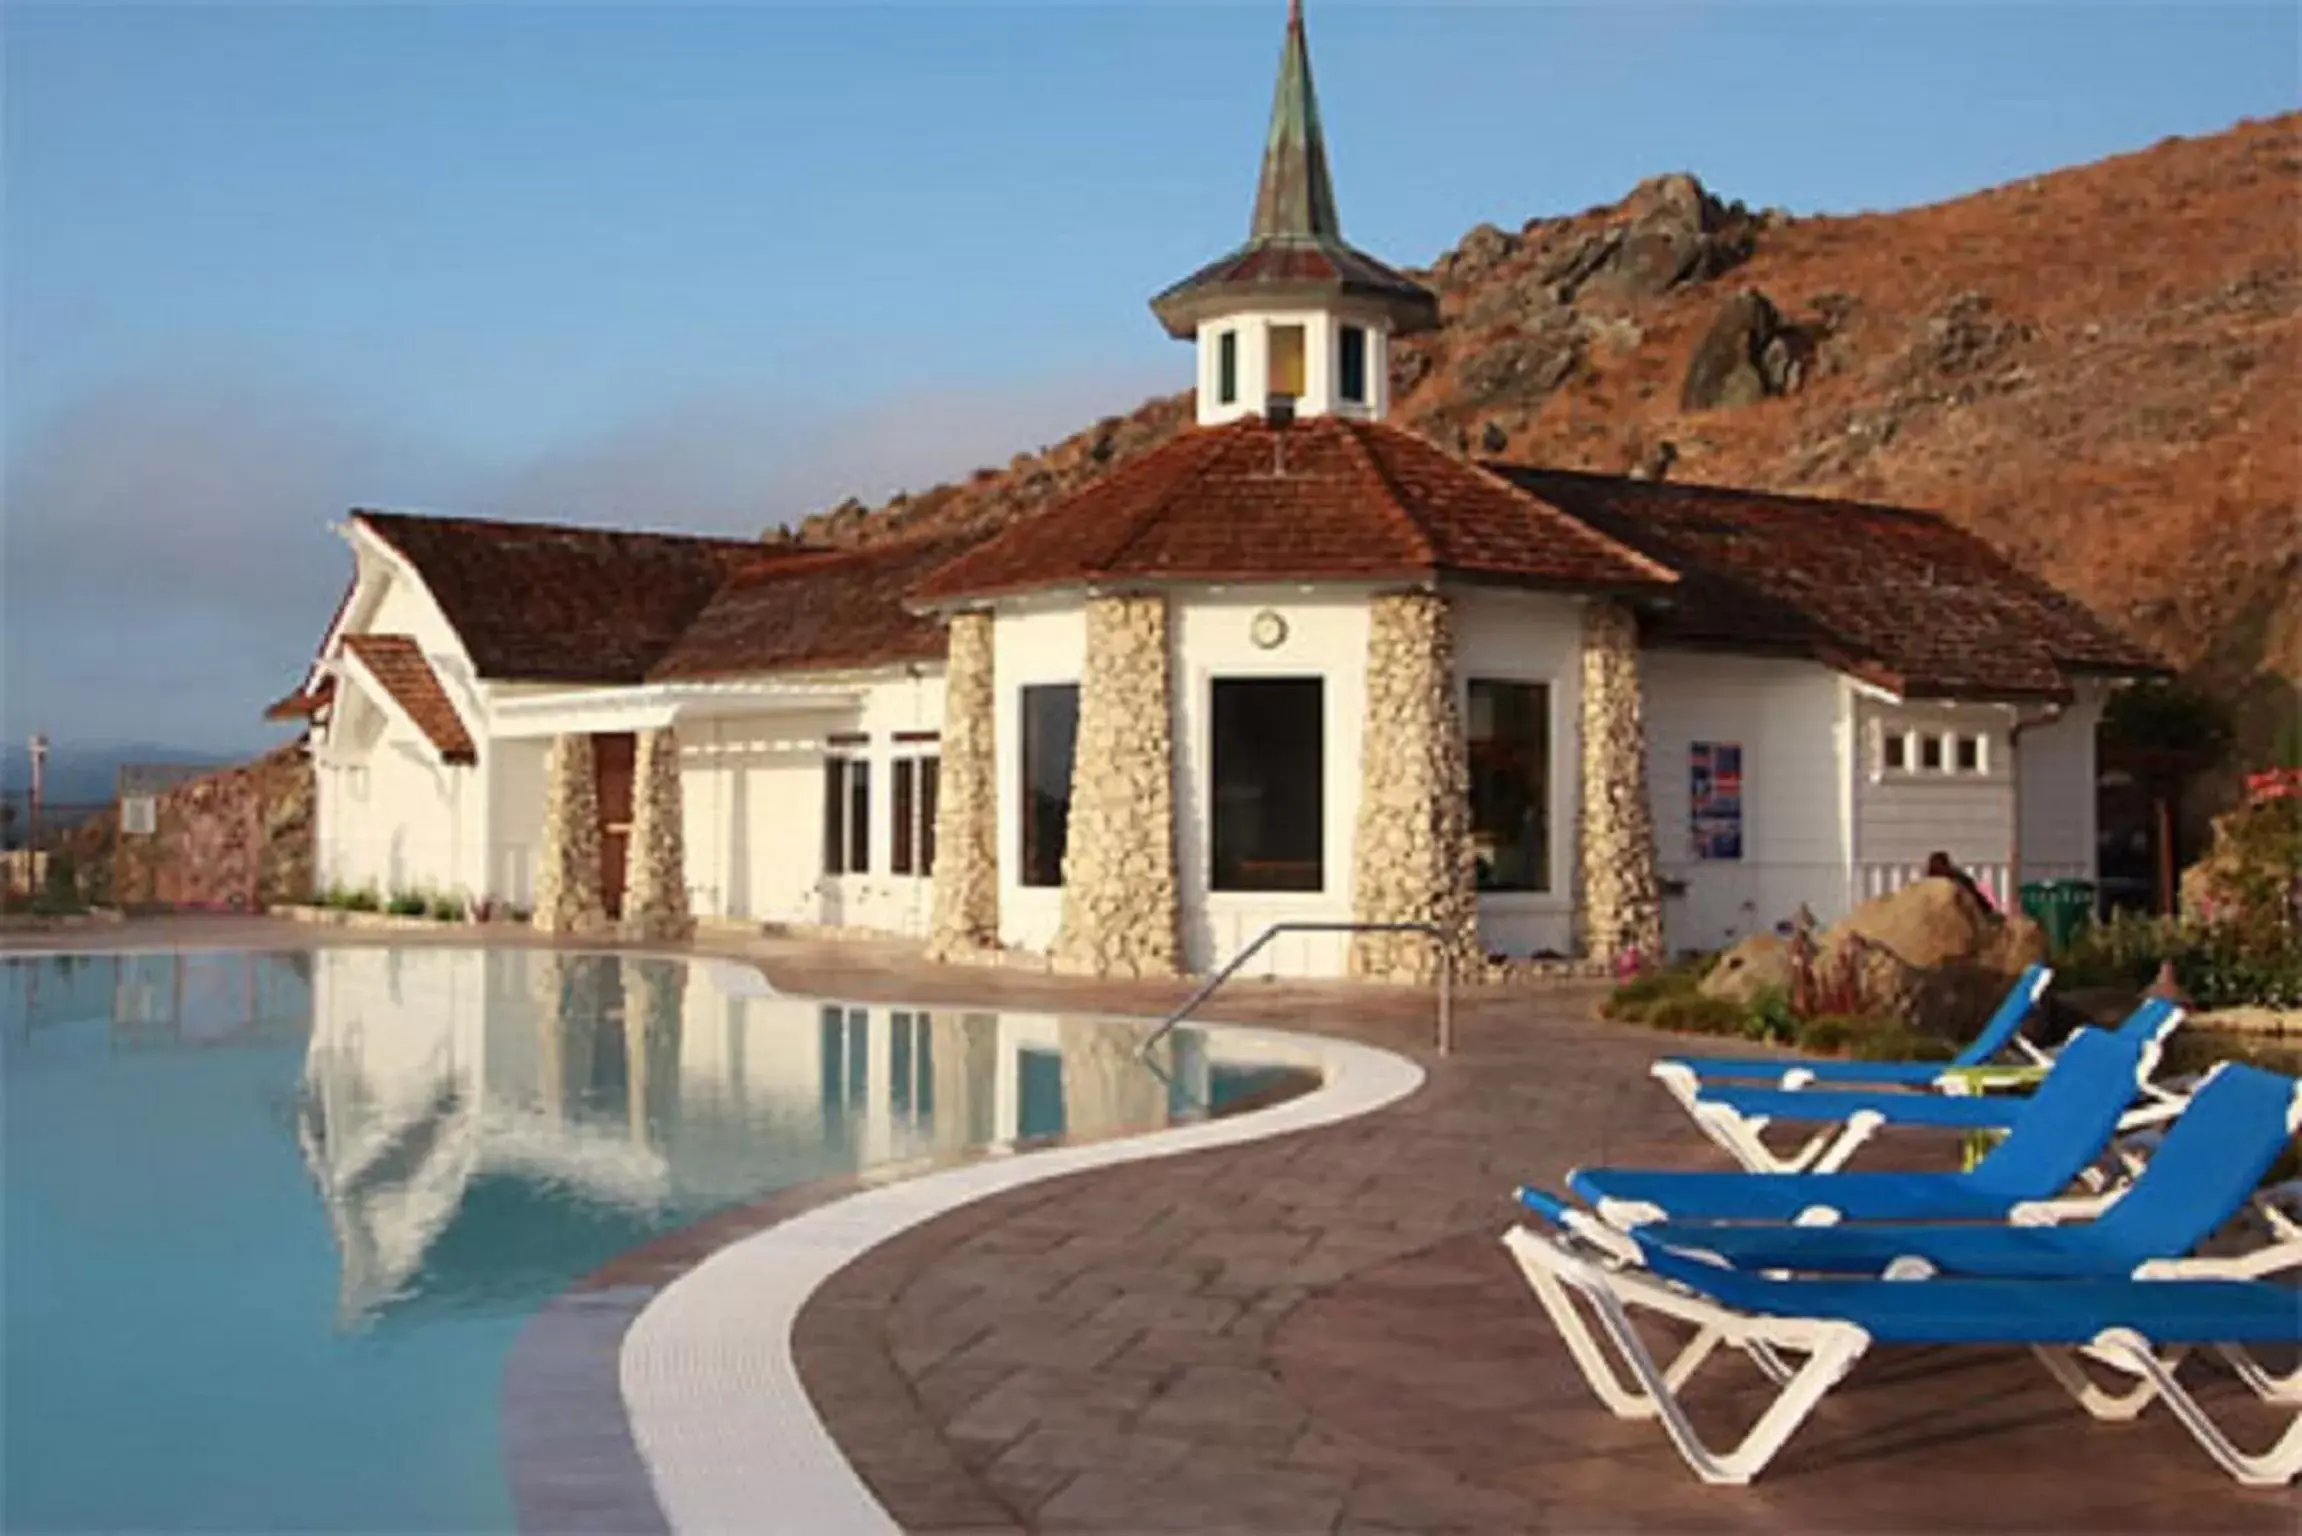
[1,947,1306,1532]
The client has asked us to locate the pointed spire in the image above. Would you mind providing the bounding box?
[1250,0,1341,242]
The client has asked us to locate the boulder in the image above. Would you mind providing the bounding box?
[1833,875,2036,972]
[1698,933,1794,1006]
[1682,289,1791,410]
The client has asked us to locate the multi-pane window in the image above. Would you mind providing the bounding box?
[1881,723,1993,776]
[1210,678,1323,892]
[1267,323,1307,399]
[1467,680,1551,891]
[1217,329,1239,406]
[1338,324,1367,404]
[892,755,940,876]
[822,754,871,874]
[1020,685,1079,887]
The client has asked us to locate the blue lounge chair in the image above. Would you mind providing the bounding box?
[1672,1000,2185,1173]
[1523,1061,2302,1280]
[1501,1220,2302,1485]
[1569,1025,2164,1228]
[1652,962,2054,1092]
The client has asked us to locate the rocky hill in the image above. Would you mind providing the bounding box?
[782,114,2299,756]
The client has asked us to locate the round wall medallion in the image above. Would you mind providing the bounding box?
[1249,609,1289,650]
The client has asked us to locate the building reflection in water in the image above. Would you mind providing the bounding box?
[286,948,1301,1326]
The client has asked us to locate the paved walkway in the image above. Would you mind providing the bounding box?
[10,918,2297,1532]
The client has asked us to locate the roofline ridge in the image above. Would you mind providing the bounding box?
[350,505,770,550]
[1383,424,1680,587]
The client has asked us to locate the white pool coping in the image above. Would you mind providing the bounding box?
[619,1024,1425,1535]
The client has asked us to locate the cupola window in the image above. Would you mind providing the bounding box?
[1217,329,1239,406]
[1268,323,1307,400]
[1338,325,1367,404]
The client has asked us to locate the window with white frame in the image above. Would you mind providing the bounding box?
[1879,720,1994,778]
[822,752,871,874]
[891,755,939,877]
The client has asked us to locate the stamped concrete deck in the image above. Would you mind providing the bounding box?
[11,917,2297,1533]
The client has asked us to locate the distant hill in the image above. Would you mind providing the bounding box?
[778,113,2300,771]
[0,742,242,810]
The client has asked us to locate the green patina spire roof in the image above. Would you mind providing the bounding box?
[1149,0,1437,340]
[1250,0,1341,242]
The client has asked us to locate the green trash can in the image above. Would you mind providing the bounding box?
[2019,879,2096,952]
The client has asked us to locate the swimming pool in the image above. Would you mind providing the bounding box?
[1,946,1311,1533]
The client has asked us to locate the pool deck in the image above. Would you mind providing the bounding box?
[12,916,2298,1533]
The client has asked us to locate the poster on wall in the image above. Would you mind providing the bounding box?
[1690,741,1744,861]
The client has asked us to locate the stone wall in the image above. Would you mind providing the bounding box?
[533,733,609,937]
[620,727,693,942]
[1051,595,1182,978]
[1348,591,1481,983]
[926,612,1000,960]
[1578,599,1663,964]
[81,743,314,911]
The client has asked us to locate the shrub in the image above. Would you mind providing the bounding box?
[341,886,380,913]
[386,891,429,918]
[1600,954,1710,1022]
[1744,985,1797,1044]
[1643,994,1750,1037]
[427,894,462,922]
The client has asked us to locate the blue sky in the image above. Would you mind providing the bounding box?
[4,2,2295,754]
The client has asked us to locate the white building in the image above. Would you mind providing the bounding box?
[271,2,2159,979]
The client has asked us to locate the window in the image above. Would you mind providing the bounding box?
[1338,325,1367,404]
[892,756,940,876]
[823,755,870,874]
[1883,731,1909,772]
[1267,323,1307,399]
[1210,678,1323,891]
[1918,734,1945,771]
[1468,680,1551,890]
[1955,733,1983,773]
[1020,684,1079,887]
[1216,329,1238,406]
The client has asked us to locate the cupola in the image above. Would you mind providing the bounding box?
[1150,0,1439,427]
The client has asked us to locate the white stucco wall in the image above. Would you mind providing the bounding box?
[676,667,945,936]
[1643,651,1855,953]
[1851,698,2019,909]
[2016,696,2104,885]
[487,738,547,909]
[993,602,1090,955]
[318,681,480,901]
[1171,586,1374,978]
[1451,587,1585,959]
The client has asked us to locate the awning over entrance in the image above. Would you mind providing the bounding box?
[486,678,865,739]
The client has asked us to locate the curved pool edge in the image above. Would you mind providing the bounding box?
[617,1026,1426,1536]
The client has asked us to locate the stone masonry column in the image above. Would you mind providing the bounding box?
[1579,599,1664,965]
[926,612,1000,960]
[621,726,693,942]
[533,733,608,935]
[1051,594,1181,979]
[1348,591,1481,984]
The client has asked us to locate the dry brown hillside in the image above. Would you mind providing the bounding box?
[783,114,2300,753]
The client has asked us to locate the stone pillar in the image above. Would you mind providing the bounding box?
[1348,591,1481,984]
[621,727,693,942]
[1578,599,1664,966]
[926,613,1000,960]
[533,733,608,936]
[1051,594,1181,979]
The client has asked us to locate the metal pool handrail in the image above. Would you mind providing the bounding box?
[1136,921,1455,1060]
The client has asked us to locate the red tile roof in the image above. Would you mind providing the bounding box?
[1493,467,2167,700]
[908,417,1677,605]
[263,676,336,722]
[650,533,979,681]
[353,511,772,684]
[341,635,478,764]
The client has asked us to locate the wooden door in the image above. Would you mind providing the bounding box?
[594,733,637,919]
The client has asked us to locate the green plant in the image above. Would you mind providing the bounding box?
[386,891,429,918]
[1744,984,1797,1044]
[343,886,381,913]
[1643,994,1751,1037]
[428,894,462,922]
